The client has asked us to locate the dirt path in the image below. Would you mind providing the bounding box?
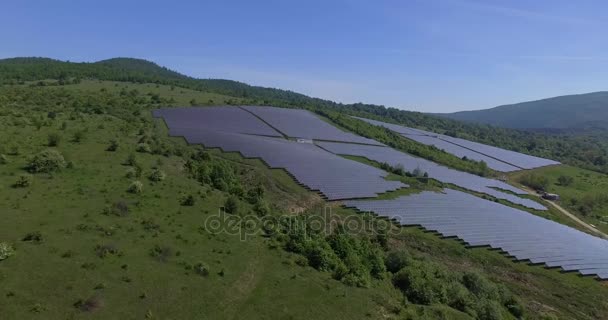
[519,185,608,239]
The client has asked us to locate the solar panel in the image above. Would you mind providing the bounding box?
[402,134,521,172]
[344,189,608,280]
[156,112,407,200]
[242,106,385,146]
[316,141,546,210]
[153,107,282,137]
[353,116,560,170]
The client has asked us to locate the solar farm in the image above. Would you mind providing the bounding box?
[154,106,608,280]
[354,116,560,172]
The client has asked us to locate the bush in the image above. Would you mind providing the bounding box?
[194,262,210,276]
[0,242,15,261]
[519,173,549,191]
[72,130,86,143]
[22,231,43,243]
[27,149,67,173]
[557,175,574,186]
[462,272,498,300]
[125,167,139,179]
[224,196,239,214]
[148,168,166,182]
[47,132,61,146]
[136,143,151,153]
[180,194,196,206]
[392,262,448,305]
[13,174,33,188]
[0,154,8,164]
[127,181,143,194]
[106,139,119,152]
[385,250,411,273]
[103,201,129,217]
[476,299,503,320]
[149,245,172,262]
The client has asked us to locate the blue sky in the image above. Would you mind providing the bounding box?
[1,0,607,112]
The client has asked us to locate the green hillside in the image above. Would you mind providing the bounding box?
[1,60,608,319]
[2,57,607,174]
[440,92,608,130]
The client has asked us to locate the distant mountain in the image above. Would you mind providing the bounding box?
[439,92,608,130]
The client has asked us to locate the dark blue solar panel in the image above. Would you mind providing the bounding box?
[344,189,608,280]
[402,134,521,172]
[316,141,546,210]
[354,116,560,170]
[243,106,385,146]
[154,107,282,137]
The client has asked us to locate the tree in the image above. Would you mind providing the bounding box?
[224,196,239,214]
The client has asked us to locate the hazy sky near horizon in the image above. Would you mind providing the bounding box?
[1,0,607,112]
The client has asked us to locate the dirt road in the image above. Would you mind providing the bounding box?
[519,185,608,239]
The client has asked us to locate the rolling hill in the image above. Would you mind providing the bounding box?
[439,92,608,130]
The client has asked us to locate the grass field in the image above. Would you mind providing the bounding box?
[1,81,608,319]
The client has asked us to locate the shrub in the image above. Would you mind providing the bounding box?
[136,143,151,153]
[103,201,129,217]
[47,132,61,146]
[180,194,196,206]
[125,153,138,166]
[385,250,411,273]
[193,262,210,276]
[13,174,33,188]
[253,200,270,216]
[149,245,172,262]
[224,196,239,214]
[476,299,503,320]
[462,272,498,300]
[0,154,8,164]
[125,167,138,179]
[22,231,43,243]
[127,181,143,194]
[72,130,86,143]
[106,139,119,152]
[0,242,15,261]
[557,175,574,186]
[148,168,166,182]
[74,296,103,312]
[519,173,549,191]
[392,262,448,305]
[27,149,67,173]
[95,244,119,258]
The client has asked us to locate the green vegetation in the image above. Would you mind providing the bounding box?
[1,57,607,174]
[440,91,608,130]
[0,59,607,319]
[512,165,608,234]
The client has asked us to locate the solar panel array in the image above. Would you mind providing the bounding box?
[353,116,560,171]
[403,134,521,172]
[316,141,547,210]
[344,189,608,280]
[243,106,385,146]
[154,108,405,200]
[153,107,282,137]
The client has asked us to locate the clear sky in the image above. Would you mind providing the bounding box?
[1,0,607,112]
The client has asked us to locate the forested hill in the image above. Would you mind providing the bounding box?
[439,91,608,130]
[1,57,607,173]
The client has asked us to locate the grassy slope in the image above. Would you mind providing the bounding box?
[510,165,608,234]
[0,81,607,319]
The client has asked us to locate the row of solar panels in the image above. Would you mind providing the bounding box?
[316,141,547,210]
[353,117,560,172]
[344,189,608,280]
